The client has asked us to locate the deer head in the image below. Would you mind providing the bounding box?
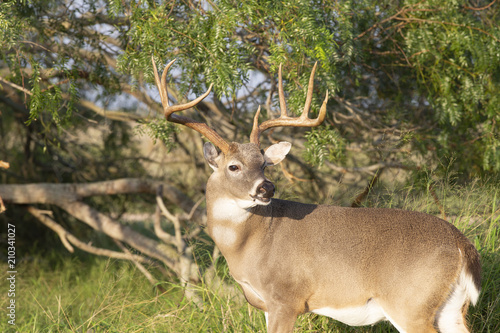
[152,56,328,208]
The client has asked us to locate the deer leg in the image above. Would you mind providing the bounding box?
[377,301,438,333]
[266,305,298,333]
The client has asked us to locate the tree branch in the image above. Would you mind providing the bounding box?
[325,161,410,175]
[0,178,200,220]
[56,200,178,271]
[393,16,500,43]
[27,206,157,265]
[154,186,176,245]
[0,76,32,96]
[156,186,186,253]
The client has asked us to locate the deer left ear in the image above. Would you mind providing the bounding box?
[264,141,292,166]
[203,142,220,170]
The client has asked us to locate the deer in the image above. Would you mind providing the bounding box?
[151,56,481,333]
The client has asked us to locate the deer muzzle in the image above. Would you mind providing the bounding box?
[252,180,275,204]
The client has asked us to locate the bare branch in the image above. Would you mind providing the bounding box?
[154,186,176,245]
[184,197,205,221]
[325,161,411,175]
[279,161,312,184]
[57,200,178,271]
[0,76,32,96]
[27,207,74,252]
[0,197,5,214]
[64,93,145,121]
[393,16,500,43]
[463,0,497,11]
[0,178,201,221]
[156,188,186,253]
[27,206,157,265]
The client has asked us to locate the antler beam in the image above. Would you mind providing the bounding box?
[152,56,230,154]
[250,63,329,146]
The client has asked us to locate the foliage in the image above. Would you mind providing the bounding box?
[304,125,345,166]
[134,118,178,148]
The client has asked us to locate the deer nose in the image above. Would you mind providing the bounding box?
[257,180,275,199]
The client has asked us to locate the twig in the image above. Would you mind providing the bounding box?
[429,183,447,220]
[154,186,176,245]
[463,0,497,11]
[184,197,205,221]
[355,3,422,40]
[156,187,186,253]
[325,161,410,175]
[0,76,32,95]
[41,78,71,93]
[279,161,312,183]
[393,17,500,43]
[351,168,385,207]
[27,207,73,252]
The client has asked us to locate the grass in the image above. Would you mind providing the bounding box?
[1,180,499,332]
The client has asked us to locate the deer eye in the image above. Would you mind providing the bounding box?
[228,165,240,172]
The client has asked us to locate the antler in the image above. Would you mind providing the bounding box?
[152,56,230,154]
[250,63,329,146]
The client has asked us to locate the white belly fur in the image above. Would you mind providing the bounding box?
[312,299,386,326]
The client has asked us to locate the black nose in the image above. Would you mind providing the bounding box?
[257,180,275,199]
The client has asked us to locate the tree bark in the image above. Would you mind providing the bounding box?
[0,178,204,221]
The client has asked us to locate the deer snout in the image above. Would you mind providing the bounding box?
[257,180,275,199]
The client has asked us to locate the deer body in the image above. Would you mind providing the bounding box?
[151,57,481,333]
[203,142,481,333]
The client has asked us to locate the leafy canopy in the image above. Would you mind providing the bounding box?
[1,0,499,178]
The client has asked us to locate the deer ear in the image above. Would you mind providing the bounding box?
[264,141,291,166]
[203,142,220,170]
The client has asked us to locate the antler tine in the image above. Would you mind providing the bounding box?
[152,58,175,111]
[250,62,329,147]
[151,56,230,154]
[278,64,287,117]
[301,62,317,120]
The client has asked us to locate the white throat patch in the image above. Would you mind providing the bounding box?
[210,197,254,224]
[211,226,237,247]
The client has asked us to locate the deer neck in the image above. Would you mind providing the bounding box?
[205,185,270,258]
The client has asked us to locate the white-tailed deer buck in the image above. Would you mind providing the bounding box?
[152,57,481,333]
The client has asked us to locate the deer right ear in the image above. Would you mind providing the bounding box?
[203,142,220,170]
[264,141,292,166]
